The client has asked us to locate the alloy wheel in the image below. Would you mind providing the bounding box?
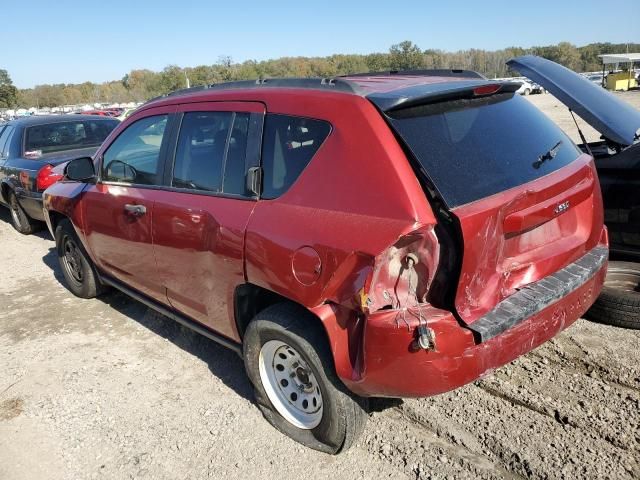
[62,237,84,284]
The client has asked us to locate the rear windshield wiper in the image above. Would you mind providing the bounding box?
[532,140,563,169]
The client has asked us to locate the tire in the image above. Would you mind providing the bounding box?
[586,261,640,329]
[243,303,368,454]
[55,218,105,298]
[524,88,531,96]
[8,191,40,235]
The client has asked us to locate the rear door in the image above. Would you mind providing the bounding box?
[82,106,176,301]
[152,101,264,339]
[385,90,604,325]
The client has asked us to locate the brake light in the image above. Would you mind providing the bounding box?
[473,84,502,96]
[36,164,63,191]
[358,226,440,314]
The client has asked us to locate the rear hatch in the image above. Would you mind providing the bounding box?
[371,82,604,325]
[507,55,640,147]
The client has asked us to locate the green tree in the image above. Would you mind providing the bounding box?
[0,69,18,108]
[11,41,640,108]
[555,42,581,71]
[389,41,424,70]
[158,65,186,93]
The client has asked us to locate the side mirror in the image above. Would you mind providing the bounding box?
[65,157,96,182]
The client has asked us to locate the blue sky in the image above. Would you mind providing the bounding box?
[3,0,638,88]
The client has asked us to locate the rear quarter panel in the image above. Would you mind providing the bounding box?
[244,92,438,309]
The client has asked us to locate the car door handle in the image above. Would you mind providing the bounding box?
[124,204,147,216]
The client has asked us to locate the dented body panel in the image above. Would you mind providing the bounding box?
[453,155,604,324]
[340,257,606,397]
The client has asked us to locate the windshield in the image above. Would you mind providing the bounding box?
[25,120,118,155]
[387,93,581,208]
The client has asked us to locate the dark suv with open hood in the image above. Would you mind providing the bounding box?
[510,55,640,329]
[43,70,608,453]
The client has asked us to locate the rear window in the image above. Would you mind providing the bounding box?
[25,120,118,155]
[387,93,581,208]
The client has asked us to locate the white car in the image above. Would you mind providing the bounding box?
[516,79,534,95]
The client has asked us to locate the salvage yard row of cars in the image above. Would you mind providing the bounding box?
[1,55,639,453]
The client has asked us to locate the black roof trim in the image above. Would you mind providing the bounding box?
[369,81,522,112]
[340,69,485,79]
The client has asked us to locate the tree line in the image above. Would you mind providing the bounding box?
[1,40,639,109]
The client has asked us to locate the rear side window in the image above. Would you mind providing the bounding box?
[261,114,331,199]
[25,120,118,155]
[171,111,229,192]
[102,115,168,185]
[388,94,581,208]
[0,126,14,157]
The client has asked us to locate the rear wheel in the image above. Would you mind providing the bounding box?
[9,191,40,235]
[524,88,531,96]
[586,261,640,329]
[243,303,367,453]
[55,218,104,298]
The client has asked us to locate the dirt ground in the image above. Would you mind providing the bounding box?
[1,92,640,480]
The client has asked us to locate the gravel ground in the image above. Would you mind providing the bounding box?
[1,91,640,480]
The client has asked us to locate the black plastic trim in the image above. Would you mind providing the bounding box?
[340,69,485,79]
[468,246,608,343]
[370,81,522,112]
[99,274,242,355]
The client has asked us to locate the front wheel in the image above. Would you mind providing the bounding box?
[243,303,367,453]
[55,218,105,298]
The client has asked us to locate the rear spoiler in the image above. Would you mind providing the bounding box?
[368,81,522,113]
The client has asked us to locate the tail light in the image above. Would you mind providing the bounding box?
[36,164,63,191]
[358,226,440,314]
[356,226,441,351]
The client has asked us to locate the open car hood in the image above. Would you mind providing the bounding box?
[507,55,640,147]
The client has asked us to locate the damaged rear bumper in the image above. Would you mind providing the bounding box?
[341,244,608,398]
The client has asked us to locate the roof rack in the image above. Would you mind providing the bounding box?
[145,77,360,104]
[340,69,485,79]
[144,69,485,105]
[144,77,361,104]
[204,77,360,94]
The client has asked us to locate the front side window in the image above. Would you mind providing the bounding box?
[261,114,331,199]
[102,115,168,185]
[25,120,118,156]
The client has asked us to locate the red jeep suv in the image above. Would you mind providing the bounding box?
[43,70,608,453]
